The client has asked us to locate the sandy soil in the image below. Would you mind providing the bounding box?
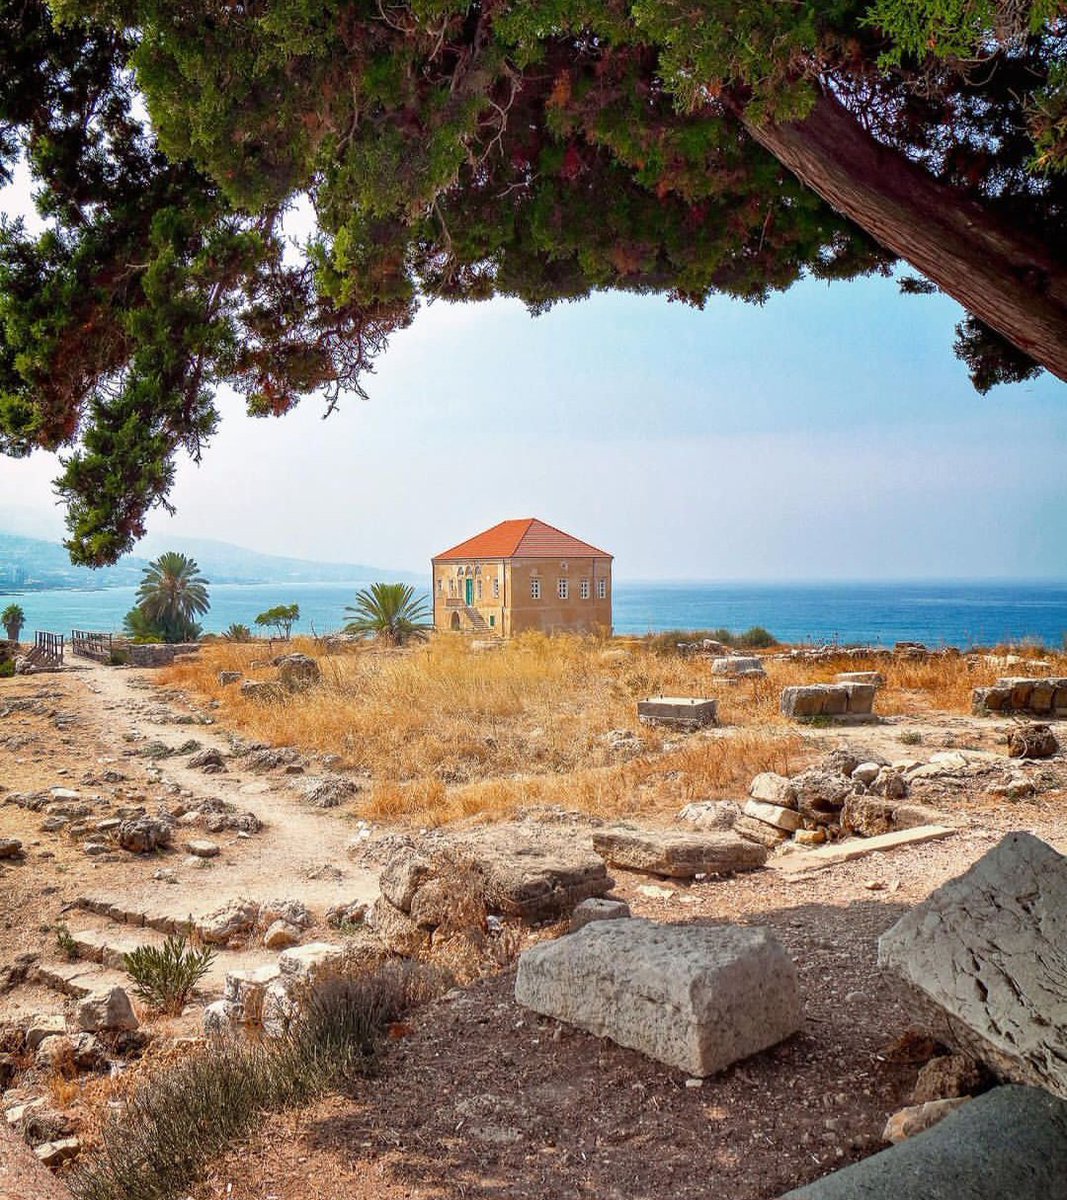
[2,658,1066,1199]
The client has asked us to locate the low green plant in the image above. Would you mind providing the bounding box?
[0,660,14,678]
[69,963,436,1200]
[223,622,252,642]
[55,923,80,962]
[899,730,923,746]
[123,937,215,1014]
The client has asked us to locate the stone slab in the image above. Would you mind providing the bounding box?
[778,1085,1067,1199]
[592,827,767,878]
[743,799,802,832]
[515,919,800,1076]
[771,826,955,875]
[637,697,718,728]
[878,832,1067,1097]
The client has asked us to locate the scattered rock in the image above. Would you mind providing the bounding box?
[912,1053,985,1103]
[301,775,360,808]
[187,747,227,773]
[592,827,766,879]
[274,653,321,690]
[733,815,791,848]
[841,795,896,838]
[789,768,854,825]
[240,680,284,703]
[1007,724,1058,759]
[879,832,1067,1097]
[184,839,220,858]
[515,919,800,1076]
[34,1136,80,1167]
[366,897,432,956]
[116,815,173,854]
[25,1015,66,1049]
[883,1097,969,1143]
[749,773,797,808]
[35,1034,75,1072]
[217,670,242,686]
[0,837,23,859]
[76,986,138,1033]
[676,800,740,831]
[196,898,260,945]
[570,897,631,931]
[710,656,766,678]
[262,920,302,949]
[742,799,802,833]
[325,901,367,928]
[260,898,312,929]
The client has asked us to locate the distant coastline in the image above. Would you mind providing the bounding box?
[5,578,1066,650]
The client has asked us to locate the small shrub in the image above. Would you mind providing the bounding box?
[737,625,778,649]
[69,964,429,1200]
[0,661,14,678]
[123,937,215,1014]
[55,923,80,962]
[899,730,923,746]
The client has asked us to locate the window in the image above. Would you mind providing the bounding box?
[597,579,607,599]
[477,579,483,600]
[579,579,589,600]
[489,615,496,628]
[531,578,541,600]
[448,579,455,597]
[558,579,569,600]
[437,578,443,594]
[493,578,500,599]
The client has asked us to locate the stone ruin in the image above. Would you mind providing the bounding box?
[637,696,718,729]
[710,655,766,679]
[780,682,877,721]
[973,676,1067,718]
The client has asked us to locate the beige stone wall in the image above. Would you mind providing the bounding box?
[432,555,611,636]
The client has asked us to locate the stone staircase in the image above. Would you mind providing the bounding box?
[32,896,280,1002]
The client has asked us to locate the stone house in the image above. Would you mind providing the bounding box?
[432,518,613,636]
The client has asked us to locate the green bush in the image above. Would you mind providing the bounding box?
[123,937,215,1014]
[55,923,80,962]
[645,626,778,655]
[0,660,14,678]
[69,964,433,1200]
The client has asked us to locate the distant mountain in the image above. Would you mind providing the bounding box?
[0,530,422,591]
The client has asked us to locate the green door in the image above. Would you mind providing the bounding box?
[465,577,474,605]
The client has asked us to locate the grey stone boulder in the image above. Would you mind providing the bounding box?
[76,986,138,1032]
[592,827,766,878]
[749,772,797,808]
[790,768,854,825]
[0,837,23,859]
[878,832,1067,1097]
[778,1085,1067,1199]
[195,897,260,945]
[116,815,173,853]
[711,656,766,678]
[676,800,740,831]
[515,919,799,1077]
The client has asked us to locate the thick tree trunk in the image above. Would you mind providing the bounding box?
[744,90,1067,384]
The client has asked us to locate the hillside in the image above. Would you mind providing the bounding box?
[0,531,420,590]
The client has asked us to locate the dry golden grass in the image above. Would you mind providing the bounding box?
[159,633,1067,826]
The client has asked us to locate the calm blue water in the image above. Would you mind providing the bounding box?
[2,579,1066,649]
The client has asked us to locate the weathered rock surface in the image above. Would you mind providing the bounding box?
[779,1086,1067,1199]
[733,815,791,848]
[0,1120,74,1199]
[637,697,718,728]
[676,800,740,831]
[116,816,172,854]
[878,832,1067,1097]
[0,838,23,859]
[711,656,766,678]
[742,799,802,832]
[781,683,876,719]
[912,1054,984,1103]
[515,919,800,1076]
[366,897,431,956]
[882,1097,969,1144]
[76,986,138,1033]
[749,773,797,808]
[1007,723,1059,759]
[570,897,632,931]
[262,920,302,949]
[973,676,1067,717]
[187,748,226,772]
[592,827,766,878]
[274,653,321,690]
[195,898,259,945]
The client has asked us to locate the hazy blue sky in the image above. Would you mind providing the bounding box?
[2,166,1066,580]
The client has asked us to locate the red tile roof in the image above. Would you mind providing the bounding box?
[434,518,612,562]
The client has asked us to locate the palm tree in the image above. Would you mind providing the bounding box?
[342,583,431,646]
[132,552,210,643]
[1,604,25,642]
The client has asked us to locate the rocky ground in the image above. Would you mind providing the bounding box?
[1,656,1066,1199]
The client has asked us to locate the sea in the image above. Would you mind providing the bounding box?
[4,579,1067,650]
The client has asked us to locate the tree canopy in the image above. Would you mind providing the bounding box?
[2,0,1065,564]
[125,550,209,641]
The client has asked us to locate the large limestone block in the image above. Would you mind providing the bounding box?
[743,799,802,832]
[878,832,1067,1097]
[515,919,799,1076]
[779,1085,1067,1199]
[711,656,766,678]
[637,696,718,728]
[592,827,767,878]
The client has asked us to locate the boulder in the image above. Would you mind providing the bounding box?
[637,697,718,728]
[0,838,23,859]
[223,963,281,1024]
[202,999,239,1036]
[749,773,797,808]
[781,683,875,719]
[300,775,360,808]
[276,942,344,982]
[790,768,854,825]
[116,816,172,854]
[879,832,1067,1097]
[274,653,321,690]
[262,920,302,949]
[25,1015,65,1050]
[183,839,219,858]
[379,851,434,913]
[259,898,313,929]
[76,986,138,1033]
[841,795,896,838]
[592,827,766,878]
[1007,724,1058,759]
[570,897,631,932]
[240,679,284,703]
[733,815,791,848]
[217,670,242,686]
[779,1086,1067,1199]
[742,799,802,832]
[676,800,740,831]
[515,919,800,1076]
[195,898,260,945]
